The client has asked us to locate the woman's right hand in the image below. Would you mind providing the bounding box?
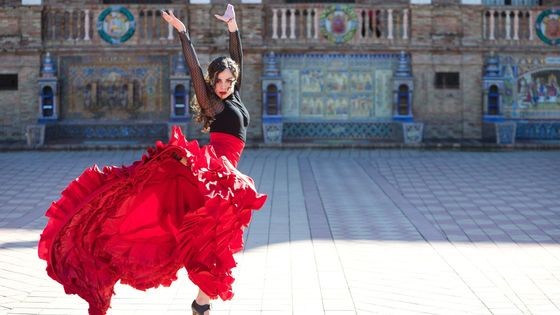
[214,4,235,23]
[161,10,186,33]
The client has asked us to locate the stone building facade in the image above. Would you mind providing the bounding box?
[1,0,559,145]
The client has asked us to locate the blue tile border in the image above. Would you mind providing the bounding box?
[283,122,401,140]
[45,123,168,142]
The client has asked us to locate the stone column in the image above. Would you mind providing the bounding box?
[505,10,511,40]
[513,10,519,40]
[489,10,495,40]
[306,9,312,39]
[84,9,90,40]
[403,9,409,40]
[272,9,278,39]
[289,8,296,39]
[314,8,319,39]
[387,9,394,40]
[280,8,287,39]
[529,11,534,41]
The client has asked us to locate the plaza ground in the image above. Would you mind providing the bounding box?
[1,148,559,314]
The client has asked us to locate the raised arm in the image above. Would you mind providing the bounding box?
[162,10,222,116]
[228,28,242,88]
[177,30,215,114]
[215,4,243,88]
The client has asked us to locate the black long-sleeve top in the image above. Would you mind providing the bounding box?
[178,29,249,142]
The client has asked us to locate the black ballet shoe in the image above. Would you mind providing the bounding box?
[191,300,211,315]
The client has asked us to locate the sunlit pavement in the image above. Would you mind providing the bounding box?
[1,149,559,315]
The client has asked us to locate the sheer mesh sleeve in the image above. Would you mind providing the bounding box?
[229,30,243,89]
[178,31,223,116]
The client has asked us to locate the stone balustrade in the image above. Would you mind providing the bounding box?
[267,5,410,45]
[482,8,537,43]
[482,0,540,5]
[42,5,185,46]
[40,4,553,48]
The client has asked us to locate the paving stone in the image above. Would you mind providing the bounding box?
[0,150,559,314]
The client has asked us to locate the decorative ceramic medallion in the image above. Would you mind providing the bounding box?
[97,6,136,44]
[319,5,358,44]
[536,9,560,46]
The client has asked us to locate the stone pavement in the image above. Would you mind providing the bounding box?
[0,149,559,315]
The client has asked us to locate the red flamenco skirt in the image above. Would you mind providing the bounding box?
[37,126,267,315]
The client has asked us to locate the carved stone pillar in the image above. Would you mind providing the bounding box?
[513,10,519,40]
[84,9,90,41]
[403,9,409,40]
[307,9,313,39]
[489,10,495,40]
[387,9,394,40]
[313,8,319,39]
[505,10,511,40]
[529,11,534,41]
[289,9,296,39]
[281,8,287,39]
[272,9,278,39]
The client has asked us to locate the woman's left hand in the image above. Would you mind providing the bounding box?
[214,4,235,23]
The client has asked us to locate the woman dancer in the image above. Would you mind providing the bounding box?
[38,4,266,315]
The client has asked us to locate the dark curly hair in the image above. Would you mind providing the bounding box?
[191,56,239,132]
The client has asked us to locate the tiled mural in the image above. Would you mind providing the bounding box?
[499,56,560,119]
[59,55,169,121]
[278,54,399,121]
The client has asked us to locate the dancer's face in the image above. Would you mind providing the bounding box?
[214,69,236,100]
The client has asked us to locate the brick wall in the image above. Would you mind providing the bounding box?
[461,5,483,47]
[461,53,483,140]
[409,3,487,141]
[0,6,42,142]
[0,54,41,141]
[242,52,264,142]
[413,52,481,141]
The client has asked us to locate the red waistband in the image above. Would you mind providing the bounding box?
[209,132,245,167]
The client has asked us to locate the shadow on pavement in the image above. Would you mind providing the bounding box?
[0,149,559,249]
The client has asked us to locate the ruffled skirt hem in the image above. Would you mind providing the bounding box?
[38,126,266,315]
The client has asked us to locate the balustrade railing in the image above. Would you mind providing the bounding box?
[42,5,185,46]
[267,5,410,45]
[41,4,553,48]
[482,8,537,43]
[482,0,541,5]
